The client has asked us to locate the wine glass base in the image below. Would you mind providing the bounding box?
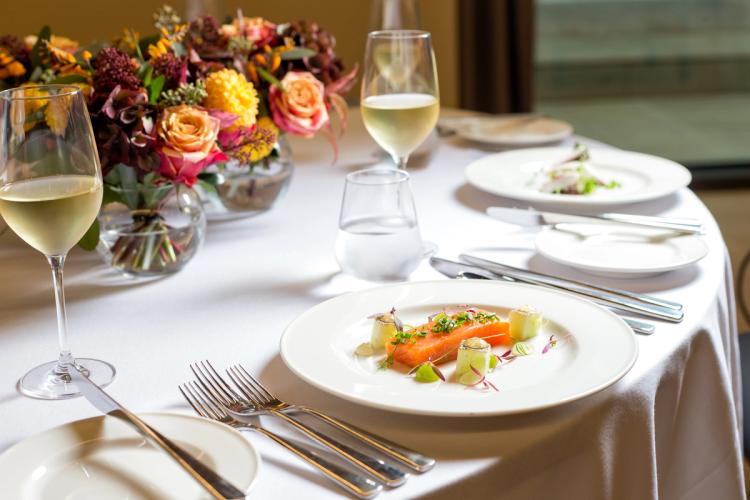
[18,358,116,400]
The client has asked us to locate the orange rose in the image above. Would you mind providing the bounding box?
[158,105,220,163]
[157,105,227,185]
[269,71,329,137]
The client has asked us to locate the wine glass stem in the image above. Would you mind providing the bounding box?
[47,254,73,372]
[394,155,409,170]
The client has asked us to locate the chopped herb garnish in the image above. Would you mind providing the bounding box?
[431,309,499,334]
[378,354,394,370]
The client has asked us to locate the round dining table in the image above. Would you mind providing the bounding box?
[0,110,744,499]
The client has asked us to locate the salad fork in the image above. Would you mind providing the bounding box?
[179,381,383,499]
[222,363,435,473]
[190,362,410,487]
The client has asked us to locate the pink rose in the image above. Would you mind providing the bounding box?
[221,17,276,46]
[269,71,329,138]
[156,105,227,186]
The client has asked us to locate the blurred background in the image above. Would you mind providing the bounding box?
[1,0,748,330]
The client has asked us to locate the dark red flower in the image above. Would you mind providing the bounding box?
[92,47,141,94]
[151,53,187,90]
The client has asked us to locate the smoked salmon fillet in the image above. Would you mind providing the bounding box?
[385,310,509,367]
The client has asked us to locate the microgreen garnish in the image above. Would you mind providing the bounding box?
[378,354,394,370]
[468,366,499,392]
[430,308,499,334]
[542,335,558,354]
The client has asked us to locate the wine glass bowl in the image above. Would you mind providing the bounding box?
[0,85,115,399]
[361,30,439,169]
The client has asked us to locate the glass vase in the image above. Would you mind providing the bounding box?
[198,138,294,221]
[97,184,206,277]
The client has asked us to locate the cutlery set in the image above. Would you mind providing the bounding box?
[74,360,435,499]
[180,361,434,498]
[430,253,685,336]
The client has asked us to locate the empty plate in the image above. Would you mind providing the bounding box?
[443,115,573,147]
[535,223,709,278]
[0,412,260,500]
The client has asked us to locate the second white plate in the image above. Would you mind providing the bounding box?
[465,147,692,208]
[280,280,637,417]
[535,223,709,278]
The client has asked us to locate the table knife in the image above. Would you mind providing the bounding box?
[69,367,247,500]
[486,206,704,234]
[429,257,655,335]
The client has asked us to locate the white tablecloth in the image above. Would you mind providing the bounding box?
[0,112,744,499]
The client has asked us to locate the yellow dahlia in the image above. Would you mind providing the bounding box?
[234,117,278,164]
[203,69,259,128]
[45,95,70,136]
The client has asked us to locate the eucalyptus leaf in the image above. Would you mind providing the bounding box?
[77,219,100,251]
[172,41,187,57]
[113,163,139,208]
[30,26,51,68]
[29,66,43,82]
[280,47,315,60]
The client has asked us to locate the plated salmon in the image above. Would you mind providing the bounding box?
[384,308,510,368]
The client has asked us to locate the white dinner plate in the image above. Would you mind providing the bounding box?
[535,223,709,278]
[465,147,692,208]
[280,280,637,417]
[0,412,260,500]
[444,115,573,147]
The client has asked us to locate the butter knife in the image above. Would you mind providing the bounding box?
[70,367,246,500]
[486,206,704,234]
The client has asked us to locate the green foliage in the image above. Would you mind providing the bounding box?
[30,25,51,67]
[159,81,207,107]
[256,66,283,90]
[77,219,100,251]
[49,74,89,84]
[280,47,316,60]
[148,75,166,103]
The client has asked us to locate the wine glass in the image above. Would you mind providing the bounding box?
[361,30,439,169]
[335,167,428,281]
[0,85,115,399]
[369,0,422,30]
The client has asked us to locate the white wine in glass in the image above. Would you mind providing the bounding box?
[0,85,114,399]
[361,30,439,169]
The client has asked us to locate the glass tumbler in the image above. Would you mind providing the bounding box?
[335,168,427,281]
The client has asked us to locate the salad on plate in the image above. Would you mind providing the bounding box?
[537,143,621,195]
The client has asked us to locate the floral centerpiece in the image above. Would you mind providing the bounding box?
[0,6,356,274]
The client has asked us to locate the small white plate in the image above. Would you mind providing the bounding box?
[0,412,260,500]
[465,147,692,208]
[280,280,637,417]
[535,223,709,278]
[442,116,573,146]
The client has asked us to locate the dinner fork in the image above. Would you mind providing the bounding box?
[190,362,410,487]
[179,381,383,499]
[217,365,435,472]
[221,363,435,473]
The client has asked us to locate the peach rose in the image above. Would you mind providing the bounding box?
[220,17,276,46]
[269,71,329,138]
[157,105,227,185]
